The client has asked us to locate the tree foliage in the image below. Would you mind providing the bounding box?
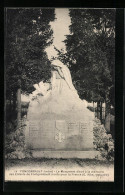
[6,8,55,97]
[57,9,115,107]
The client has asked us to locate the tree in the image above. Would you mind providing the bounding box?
[5,8,55,128]
[56,9,115,128]
[87,9,115,129]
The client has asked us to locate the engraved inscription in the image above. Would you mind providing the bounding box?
[29,121,40,138]
[30,126,39,131]
[80,122,93,134]
[67,122,80,136]
[30,131,39,137]
[68,122,79,131]
[40,120,55,133]
[79,122,88,130]
[29,121,39,131]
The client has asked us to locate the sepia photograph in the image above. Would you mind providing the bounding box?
[4,8,115,182]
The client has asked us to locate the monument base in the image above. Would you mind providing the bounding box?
[31,150,99,159]
[25,111,96,158]
[25,118,95,150]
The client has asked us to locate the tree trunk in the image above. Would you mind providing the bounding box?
[93,101,95,115]
[9,95,12,113]
[95,102,97,118]
[17,87,21,128]
[100,101,102,124]
[93,101,94,110]
[13,91,17,112]
[97,101,100,119]
[105,94,111,133]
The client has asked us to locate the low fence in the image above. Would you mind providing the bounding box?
[21,102,29,117]
[87,105,115,138]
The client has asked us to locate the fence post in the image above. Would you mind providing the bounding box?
[17,80,21,128]
[100,101,102,124]
[105,95,111,133]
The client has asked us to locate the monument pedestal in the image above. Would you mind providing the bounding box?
[25,110,98,159]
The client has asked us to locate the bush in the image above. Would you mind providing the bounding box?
[93,118,114,161]
[5,116,32,159]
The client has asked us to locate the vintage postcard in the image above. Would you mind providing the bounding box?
[4,8,115,182]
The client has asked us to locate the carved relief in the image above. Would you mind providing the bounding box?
[55,120,66,143]
[55,131,65,143]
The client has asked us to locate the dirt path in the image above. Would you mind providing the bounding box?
[5,158,113,169]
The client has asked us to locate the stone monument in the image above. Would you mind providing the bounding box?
[25,60,98,158]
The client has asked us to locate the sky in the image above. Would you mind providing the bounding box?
[22,8,71,101]
[45,8,71,59]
